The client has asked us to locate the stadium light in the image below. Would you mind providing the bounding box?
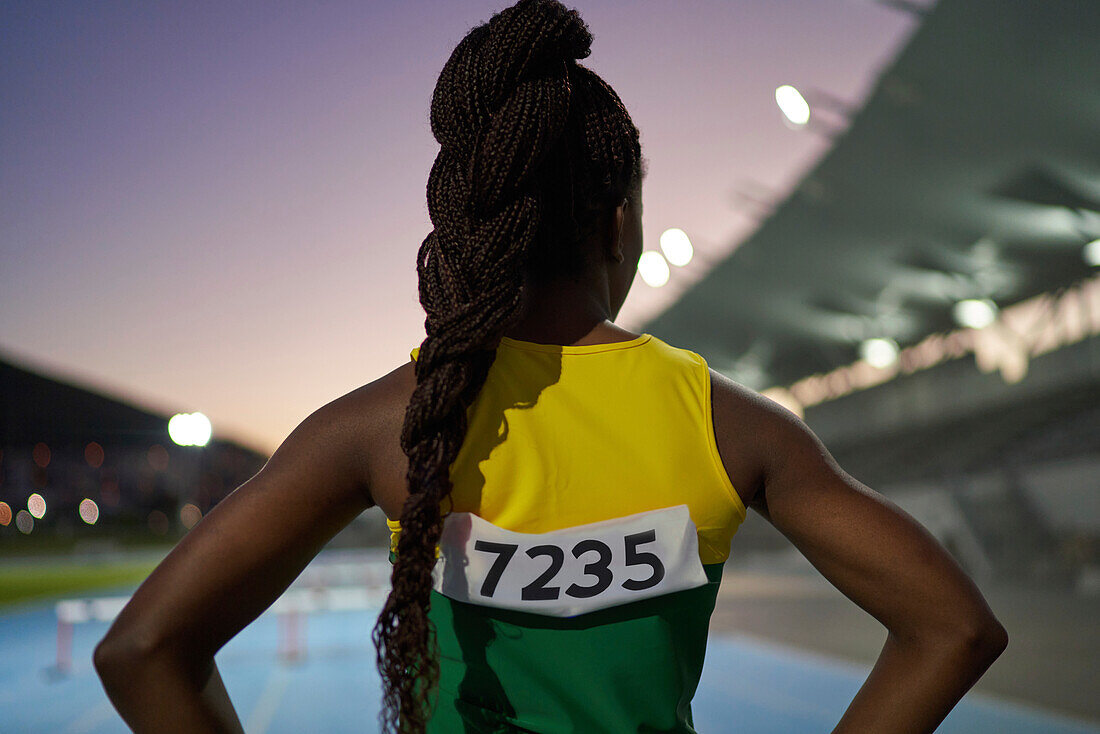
[79,499,99,525]
[168,412,212,447]
[860,337,899,368]
[638,251,671,287]
[659,228,694,266]
[16,509,33,534]
[1084,238,1100,267]
[180,503,203,530]
[953,298,998,329]
[775,85,811,126]
[27,492,46,519]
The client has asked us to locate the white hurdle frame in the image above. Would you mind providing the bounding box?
[53,557,394,671]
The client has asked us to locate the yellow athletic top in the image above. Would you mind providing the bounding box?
[387,331,747,732]
[387,332,745,565]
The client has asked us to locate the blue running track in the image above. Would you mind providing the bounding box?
[3,586,1097,733]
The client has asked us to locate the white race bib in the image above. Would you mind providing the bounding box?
[431,504,708,617]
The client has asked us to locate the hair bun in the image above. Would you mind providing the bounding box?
[527,0,593,61]
[429,0,593,165]
[485,0,592,90]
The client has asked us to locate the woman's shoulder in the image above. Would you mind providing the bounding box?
[704,368,801,513]
[345,359,418,446]
[327,359,417,424]
[298,359,416,507]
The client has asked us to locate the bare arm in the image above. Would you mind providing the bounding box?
[709,370,1008,734]
[93,388,376,733]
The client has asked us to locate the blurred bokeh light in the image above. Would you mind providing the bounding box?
[639,251,671,287]
[78,498,100,525]
[180,503,203,530]
[168,412,212,447]
[659,228,694,267]
[27,493,46,520]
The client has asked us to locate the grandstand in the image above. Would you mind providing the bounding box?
[0,353,269,552]
[641,0,1100,591]
[0,353,397,553]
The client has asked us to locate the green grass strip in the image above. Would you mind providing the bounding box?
[0,560,163,607]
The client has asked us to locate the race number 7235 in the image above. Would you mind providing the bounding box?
[474,528,666,600]
[431,505,708,617]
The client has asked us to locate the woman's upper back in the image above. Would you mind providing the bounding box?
[386,331,747,565]
[361,332,764,533]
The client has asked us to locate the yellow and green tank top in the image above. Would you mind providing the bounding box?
[388,332,746,733]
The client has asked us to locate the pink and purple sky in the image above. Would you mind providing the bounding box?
[1,1,925,454]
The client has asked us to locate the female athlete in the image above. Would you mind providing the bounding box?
[94,1,1008,732]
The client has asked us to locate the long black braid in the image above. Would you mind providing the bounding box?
[371,2,645,730]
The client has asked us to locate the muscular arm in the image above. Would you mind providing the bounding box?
[709,369,1008,734]
[93,385,378,733]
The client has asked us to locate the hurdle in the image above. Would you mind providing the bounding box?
[53,557,394,672]
[270,586,391,662]
[55,597,129,674]
[272,556,393,663]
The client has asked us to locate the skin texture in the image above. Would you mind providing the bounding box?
[94,179,1007,733]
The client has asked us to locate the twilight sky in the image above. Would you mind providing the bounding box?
[1,1,925,455]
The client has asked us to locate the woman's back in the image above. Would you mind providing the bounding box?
[386,332,746,732]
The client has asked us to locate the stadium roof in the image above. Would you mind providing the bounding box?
[641,0,1100,390]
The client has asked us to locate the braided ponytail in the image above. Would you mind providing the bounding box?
[372,2,644,730]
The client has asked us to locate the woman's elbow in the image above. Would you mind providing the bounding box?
[955,614,1009,667]
[909,609,1008,663]
[93,630,158,682]
[94,635,134,681]
[976,617,1009,657]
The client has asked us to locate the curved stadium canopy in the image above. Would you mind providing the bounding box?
[641,0,1100,391]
